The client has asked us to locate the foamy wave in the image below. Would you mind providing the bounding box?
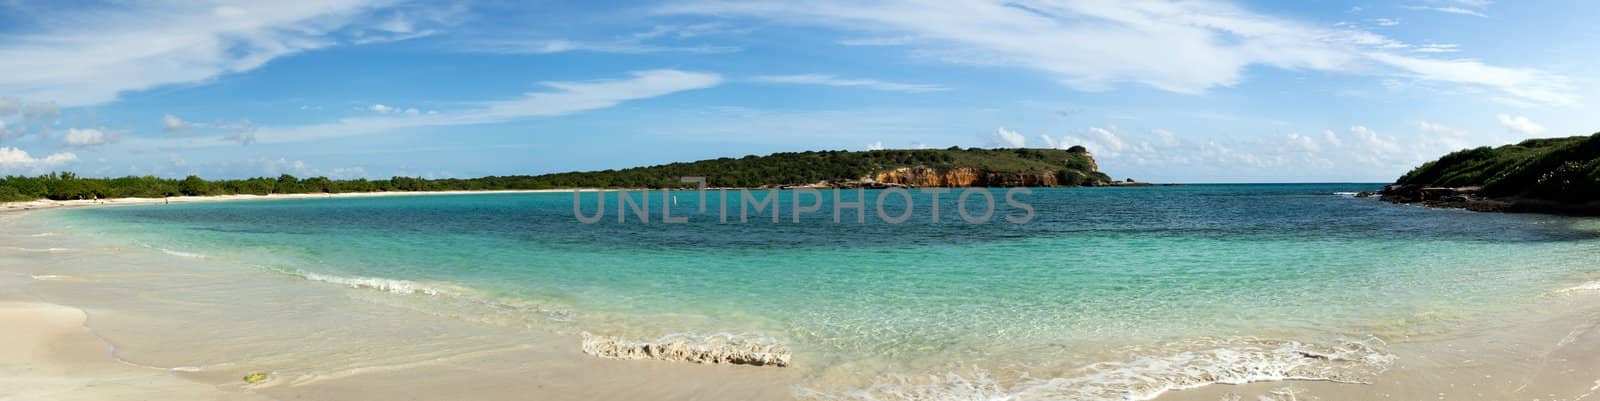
[1332,192,1360,198]
[798,337,1394,401]
[30,232,59,237]
[581,332,792,367]
[298,271,452,296]
[5,247,70,252]
[1554,280,1600,294]
[30,274,70,281]
[159,248,205,258]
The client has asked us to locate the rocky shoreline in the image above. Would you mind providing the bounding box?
[1377,184,1600,216]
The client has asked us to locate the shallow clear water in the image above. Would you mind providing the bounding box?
[44,184,1600,386]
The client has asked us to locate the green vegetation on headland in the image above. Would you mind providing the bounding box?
[0,147,1116,203]
[1381,132,1600,214]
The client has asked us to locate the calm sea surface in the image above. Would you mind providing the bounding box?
[46,184,1600,397]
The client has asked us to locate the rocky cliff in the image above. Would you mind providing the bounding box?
[869,167,1070,187]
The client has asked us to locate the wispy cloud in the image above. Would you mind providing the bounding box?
[1497,114,1545,136]
[1416,121,1467,137]
[463,24,743,55]
[753,74,949,93]
[0,1,454,107]
[660,0,1572,105]
[837,36,915,46]
[467,38,740,55]
[143,70,724,148]
[1366,53,1578,107]
[1413,44,1460,53]
[1406,0,1491,17]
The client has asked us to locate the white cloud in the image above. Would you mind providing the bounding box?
[466,30,741,55]
[663,0,1575,105]
[1414,6,1487,17]
[754,74,948,93]
[1416,121,1467,137]
[162,114,194,135]
[665,0,1369,94]
[1038,134,1059,149]
[1373,18,1400,26]
[1152,129,1178,146]
[1350,125,1401,156]
[1413,44,1460,53]
[218,120,259,146]
[837,36,915,46]
[985,127,1026,148]
[1497,114,1546,136]
[63,128,117,147]
[0,147,77,171]
[370,104,394,113]
[0,2,452,107]
[1322,129,1344,147]
[866,141,885,150]
[1366,53,1578,107]
[1286,133,1320,152]
[133,70,723,148]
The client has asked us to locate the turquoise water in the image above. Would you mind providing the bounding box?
[46,184,1600,392]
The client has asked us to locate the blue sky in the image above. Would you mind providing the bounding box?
[0,0,1595,183]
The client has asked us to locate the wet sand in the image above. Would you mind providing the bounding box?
[5,207,1600,400]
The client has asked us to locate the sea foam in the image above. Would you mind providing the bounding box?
[298,271,450,296]
[581,332,792,367]
[1555,280,1600,294]
[159,248,205,259]
[798,337,1394,401]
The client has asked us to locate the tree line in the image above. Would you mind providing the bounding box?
[1,147,1109,202]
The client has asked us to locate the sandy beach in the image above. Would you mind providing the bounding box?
[1,189,579,213]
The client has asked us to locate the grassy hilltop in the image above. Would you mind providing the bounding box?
[1,147,1112,202]
[1384,132,1600,213]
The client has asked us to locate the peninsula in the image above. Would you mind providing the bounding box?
[1380,132,1600,215]
[0,147,1120,204]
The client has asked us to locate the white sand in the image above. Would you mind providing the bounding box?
[0,273,273,401]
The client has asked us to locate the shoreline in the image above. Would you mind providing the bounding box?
[1378,184,1600,216]
[0,189,579,213]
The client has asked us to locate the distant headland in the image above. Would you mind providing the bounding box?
[1379,132,1600,215]
[1,147,1143,204]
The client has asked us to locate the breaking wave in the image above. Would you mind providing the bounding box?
[5,246,70,252]
[296,271,456,296]
[1554,280,1600,295]
[581,332,792,367]
[266,268,574,325]
[797,337,1394,401]
[159,248,204,259]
